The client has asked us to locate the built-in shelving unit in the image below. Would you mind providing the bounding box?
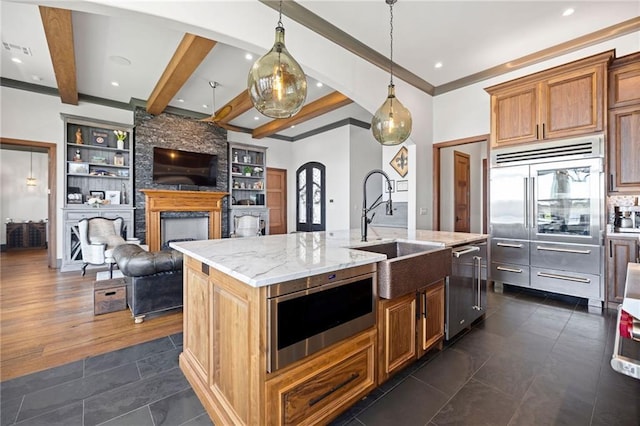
[228,143,269,235]
[61,114,135,271]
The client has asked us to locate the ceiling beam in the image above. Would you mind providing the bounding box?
[146,34,217,115]
[39,6,78,105]
[202,90,253,124]
[252,91,352,139]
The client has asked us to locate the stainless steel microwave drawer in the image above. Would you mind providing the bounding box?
[530,267,601,300]
[491,262,530,287]
[491,239,529,264]
[530,242,601,275]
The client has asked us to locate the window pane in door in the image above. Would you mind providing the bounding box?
[312,167,321,224]
[298,171,306,223]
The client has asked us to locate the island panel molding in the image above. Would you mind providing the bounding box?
[140,189,227,252]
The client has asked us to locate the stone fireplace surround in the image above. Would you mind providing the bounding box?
[133,108,230,242]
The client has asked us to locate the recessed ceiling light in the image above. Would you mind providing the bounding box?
[11,57,22,64]
[111,81,119,87]
[177,98,184,103]
[563,8,575,16]
[434,62,443,69]
[290,125,295,128]
[203,104,209,109]
[245,53,253,60]
[316,82,323,88]
[31,75,42,82]
[109,55,131,66]
[254,116,260,120]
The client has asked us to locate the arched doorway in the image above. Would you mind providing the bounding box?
[296,162,325,232]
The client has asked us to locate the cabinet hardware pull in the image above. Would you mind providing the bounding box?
[609,174,614,191]
[542,123,545,139]
[536,246,591,254]
[308,373,360,407]
[609,240,613,258]
[524,177,528,227]
[535,124,539,140]
[452,246,480,257]
[537,272,590,283]
[497,242,523,248]
[497,266,523,273]
[474,256,482,310]
[423,292,428,319]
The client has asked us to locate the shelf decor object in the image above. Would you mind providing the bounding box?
[114,130,127,150]
[371,0,412,146]
[247,0,307,118]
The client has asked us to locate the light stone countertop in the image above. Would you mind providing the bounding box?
[170,227,487,287]
[622,263,640,319]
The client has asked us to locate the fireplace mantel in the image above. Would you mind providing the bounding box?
[141,189,228,251]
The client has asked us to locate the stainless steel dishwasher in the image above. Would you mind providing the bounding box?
[446,240,488,340]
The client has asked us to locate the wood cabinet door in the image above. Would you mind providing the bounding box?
[182,258,211,384]
[377,293,416,384]
[541,63,605,140]
[490,82,540,148]
[609,53,640,109]
[608,105,640,193]
[418,280,445,358]
[607,238,639,304]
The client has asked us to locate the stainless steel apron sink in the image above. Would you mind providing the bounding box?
[351,241,452,299]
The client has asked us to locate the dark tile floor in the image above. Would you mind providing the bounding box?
[1,285,639,425]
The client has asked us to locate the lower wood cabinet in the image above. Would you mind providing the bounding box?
[265,328,376,426]
[377,293,416,383]
[377,279,446,385]
[5,222,46,250]
[418,280,446,359]
[606,236,639,305]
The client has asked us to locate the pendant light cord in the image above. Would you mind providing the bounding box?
[277,0,283,27]
[389,0,394,86]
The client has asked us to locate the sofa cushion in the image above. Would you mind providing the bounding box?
[113,244,183,277]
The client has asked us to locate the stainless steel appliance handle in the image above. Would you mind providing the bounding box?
[452,246,480,257]
[537,271,590,284]
[497,266,523,273]
[473,255,482,311]
[524,177,528,229]
[536,246,591,255]
[530,177,536,230]
[496,242,523,248]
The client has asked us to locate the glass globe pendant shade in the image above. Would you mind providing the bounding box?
[248,26,307,119]
[371,84,412,145]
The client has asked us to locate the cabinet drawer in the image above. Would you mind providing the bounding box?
[530,242,600,275]
[66,212,94,220]
[266,329,375,425]
[531,266,601,299]
[491,262,530,287]
[491,239,529,264]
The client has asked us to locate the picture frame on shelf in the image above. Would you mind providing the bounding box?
[396,180,408,192]
[68,162,89,174]
[67,193,83,204]
[105,190,121,205]
[89,190,105,200]
[91,129,110,146]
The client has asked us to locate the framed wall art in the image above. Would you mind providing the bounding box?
[390,146,408,177]
[105,190,121,205]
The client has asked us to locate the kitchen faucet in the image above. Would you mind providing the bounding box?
[361,169,394,242]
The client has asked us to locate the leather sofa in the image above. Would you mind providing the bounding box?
[112,244,183,323]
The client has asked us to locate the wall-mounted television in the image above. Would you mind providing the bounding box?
[152,147,218,187]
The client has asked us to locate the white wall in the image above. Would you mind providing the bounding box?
[349,126,382,229]
[439,142,487,233]
[0,150,48,244]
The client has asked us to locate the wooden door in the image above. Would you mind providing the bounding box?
[454,151,471,233]
[608,105,640,193]
[542,63,605,140]
[607,237,639,305]
[266,167,287,234]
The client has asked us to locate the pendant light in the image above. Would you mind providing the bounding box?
[26,150,37,187]
[247,0,307,118]
[371,0,412,145]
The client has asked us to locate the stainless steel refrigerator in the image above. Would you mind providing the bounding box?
[490,135,605,308]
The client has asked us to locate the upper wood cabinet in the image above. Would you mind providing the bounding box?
[609,52,640,109]
[486,50,613,148]
[608,52,640,193]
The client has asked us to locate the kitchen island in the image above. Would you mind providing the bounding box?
[170,228,485,425]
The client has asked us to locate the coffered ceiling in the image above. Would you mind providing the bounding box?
[1,1,639,140]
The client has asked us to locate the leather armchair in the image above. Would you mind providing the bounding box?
[113,244,183,323]
[78,217,126,278]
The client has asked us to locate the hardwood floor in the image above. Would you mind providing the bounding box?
[0,249,182,381]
